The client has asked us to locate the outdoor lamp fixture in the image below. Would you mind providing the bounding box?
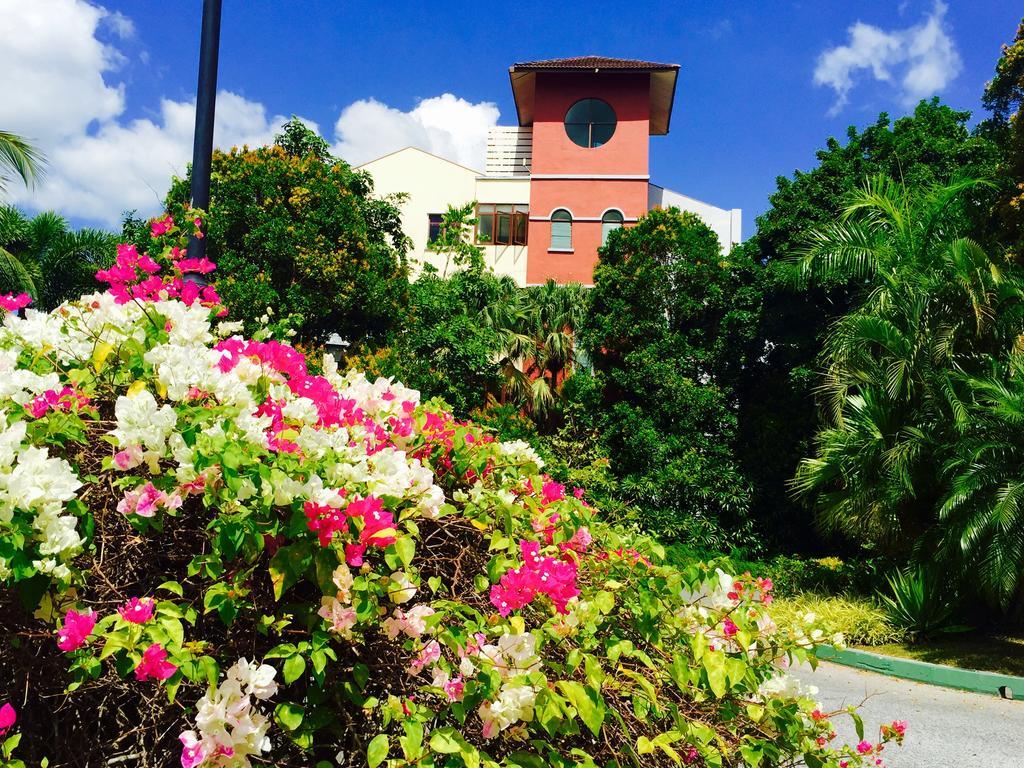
[186,0,223,263]
[325,333,349,365]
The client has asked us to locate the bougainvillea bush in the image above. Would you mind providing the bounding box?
[0,219,903,768]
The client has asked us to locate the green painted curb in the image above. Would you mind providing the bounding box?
[814,645,1024,698]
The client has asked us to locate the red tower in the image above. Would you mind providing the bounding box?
[508,57,679,284]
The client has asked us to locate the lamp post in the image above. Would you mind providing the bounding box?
[186,0,223,265]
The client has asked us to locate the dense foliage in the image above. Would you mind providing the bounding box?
[984,17,1024,258]
[582,208,761,546]
[163,119,409,345]
[735,100,1004,548]
[0,205,117,309]
[790,174,1024,615]
[0,224,904,768]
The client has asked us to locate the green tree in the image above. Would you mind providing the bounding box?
[939,353,1024,615]
[982,17,1024,258]
[164,124,409,344]
[490,278,587,420]
[792,176,1022,554]
[736,100,1004,549]
[582,207,761,544]
[429,201,485,277]
[0,130,44,196]
[353,267,505,416]
[0,205,116,308]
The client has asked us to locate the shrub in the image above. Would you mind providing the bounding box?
[771,595,905,647]
[880,566,970,639]
[0,223,903,767]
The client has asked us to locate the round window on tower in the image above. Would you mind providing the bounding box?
[564,98,617,148]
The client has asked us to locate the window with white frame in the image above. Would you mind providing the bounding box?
[550,209,572,250]
[601,209,624,245]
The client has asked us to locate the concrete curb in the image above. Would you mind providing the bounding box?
[814,645,1024,699]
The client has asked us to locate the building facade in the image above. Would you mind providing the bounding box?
[359,56,741,286]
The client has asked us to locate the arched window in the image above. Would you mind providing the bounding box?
[601,209,624,245]
[550,209,572,250]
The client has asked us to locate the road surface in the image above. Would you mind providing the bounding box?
[791,660,1024,766]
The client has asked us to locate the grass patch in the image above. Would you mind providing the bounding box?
[865,635,1024,678]
[771,593,905,646]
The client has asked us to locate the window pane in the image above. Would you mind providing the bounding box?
[477,213,493,243]
[428,213,442,245]
[601,222,621,246]
[552,209,572,222]
[551,220,572,250]
[513,212,528,245]
[496,212,511,244]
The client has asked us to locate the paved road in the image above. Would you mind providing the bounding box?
[791,661,1024,766]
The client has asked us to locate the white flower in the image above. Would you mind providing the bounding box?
[388,571,417,604]
[110,389,177,452]
[478,683,538,738]
[497,439,544,470]
[227,658,279,701]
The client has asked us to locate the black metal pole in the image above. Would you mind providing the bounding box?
[187,0,222,261]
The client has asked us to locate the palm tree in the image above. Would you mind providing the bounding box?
[0,205,117,309]
[791,175,1019,550]
[486,278,587,418]
[938,355,1024,615]
[0,130,45,196]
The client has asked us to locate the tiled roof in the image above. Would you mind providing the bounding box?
[510,56,678,72]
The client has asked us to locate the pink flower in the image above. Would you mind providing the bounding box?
[150,214,174,237]
[443,676,465,702]
[117,483,182,518]
[722,617,738,638]
[345,543,365,567]
[857,740,874,755]
[0,703,15,735]
[541,480,565,505]
[135,643,177,681]
[57,608,97,651]
[890,720,907,737]
[179,731,206,768]
[0,292,31,312]
[118,597,155,624]
[407,639,442,676]
[113,444,144,470]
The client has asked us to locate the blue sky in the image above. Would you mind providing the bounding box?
[1,0,1019,234]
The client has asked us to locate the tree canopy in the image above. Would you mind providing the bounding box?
[164,121,409,345]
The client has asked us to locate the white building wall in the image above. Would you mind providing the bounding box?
[648,183,742,252]
[358,147,531,283]
[358,147,478,277]
[473,177,531,285]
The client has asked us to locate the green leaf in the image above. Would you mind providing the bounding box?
[269,542,313,600]
[275,702,304,731]
[557,680,605,737]
[395,536,416,568]
[399,719,424,761]
[156,580,184,596]
[367,734,389,768]
[739,744,764,767]
[851,710,865,741]
[283,654,306,684]
[703,650,726,697]
[429,727,462,754]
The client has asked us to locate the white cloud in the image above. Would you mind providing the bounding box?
[813,2,962,115]
[21,93,293,225]
[0,0,498,225]
[331,93,500,170]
